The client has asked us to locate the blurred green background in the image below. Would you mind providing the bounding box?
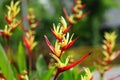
[0,0,120,65]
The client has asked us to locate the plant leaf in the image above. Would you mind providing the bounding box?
[17,42,27,74]
[0,44,15,80]
[36,55,47,77]
[43,67,55,80]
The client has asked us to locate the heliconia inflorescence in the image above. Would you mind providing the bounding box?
[0,0,21,41]
[95,31,120,80]
[44,17,91,80]
[23,8,39,53]
[63,0,88,24]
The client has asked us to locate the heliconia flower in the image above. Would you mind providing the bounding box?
[23,31,37,53]
[63,8,77,24]
[102,32,118,62]
[30,20,40,29]
[81,67,93,80]
[27,8,40,30]
[53,52,91,80]
[0,0,21,41]
[63,0,87,24]
[71,4,86,13]
[45,17,78,58]
[6,0,20,20]
[45,16,91,80]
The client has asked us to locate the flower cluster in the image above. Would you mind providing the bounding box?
[23,30,37,53]
[95,31,120,79]
[0,0,21,41]
[44,17,91,80]
[27,8,40,30]
[63,0,88,24]
[102,32,119,63]
[23,8,39,53]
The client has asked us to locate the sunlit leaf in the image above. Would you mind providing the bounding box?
[17,42,27,74]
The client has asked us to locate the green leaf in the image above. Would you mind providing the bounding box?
[17,42,27,74]
[36,55,47,77]
[42,67,55,80]
[36,55,55,80]
[0,44,15,80]
[63,69,74,80]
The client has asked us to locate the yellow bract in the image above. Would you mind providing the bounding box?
[81,68,92,80]
[6,0,20,21]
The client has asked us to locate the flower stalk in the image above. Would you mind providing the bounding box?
[23,8,38,74]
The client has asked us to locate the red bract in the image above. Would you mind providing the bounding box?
[0,30,10,42]
[62,25,72,34]
[17,74,24,80]
[44,35,58,57]
[111,50,120,61]
[54,52,91,80]
[51,28,63,42]
[60,37,78,58]
[75,12,88,20]
[90,76,93,80]
[62,37,78,52]
[23,35,31,53]
[71,4,86,13]
[4,14,12,24]
[63,8,73,25]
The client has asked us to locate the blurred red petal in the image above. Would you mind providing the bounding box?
[71,4,86,13]
[23,35,31,52]
[111,50,120,61]
[62,25,72,34]
[90,76,93,80]
[63,8,73,25]
[4,14,12,24]
[75,12,88,20]
[17,74,24,80]
[0,30,9,39]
